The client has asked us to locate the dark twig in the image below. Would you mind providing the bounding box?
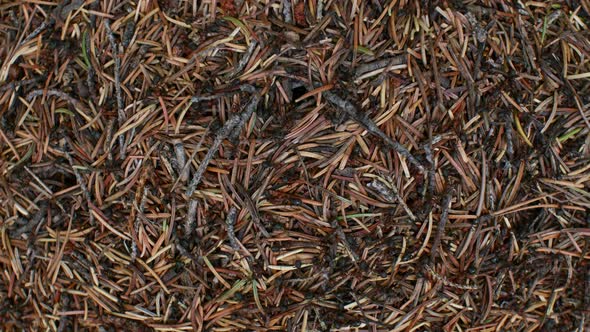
[191,93,233,103]
[27,89,84,110]
[282,0,293,24]
[563,78,590,130]
[0,78,38,92]
[130,187,148,261]
[423,264,478,290]
[354,56,406,78]
[183,88,260,244]
[58,0,84,20]
[19,19,51,47]
[423,141,436,198]
[224,206,240,251]
[367,179,416,221]
[56,294,71,332]
[503,111,515,158]
[430,40,446,115]
[185,199,198,238]
[324,91,424,172]
[430,187,453,262]
[104,19,126,158]
[185,86,259,197]
[63,144,94,225]
[231,40,257,78]
[173,140,189,182]
[330,219,360,262]
[234,183,270,237]
[122,20,136,49]
[104,119,115,161]
[83,30,97,100]
[171,123,212,191]
[10,202,47,238]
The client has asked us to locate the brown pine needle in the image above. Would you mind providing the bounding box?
[4,2,590,330]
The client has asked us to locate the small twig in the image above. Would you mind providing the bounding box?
[323,91,424,172]
[58,0,84,20]
[19,19,51,47]
[159,144,176,179]
[173,139,189,182]
[430,187,453,262]
[503,111,515,158]
[63,143,94,224]
[175,242,199,264]
[88,0,99,29]
[367,179,416,221]
[83,30,97,100]
[104,118,115,161]
[423,141,436,198]
[191,85,255,104]
[0,78,38,92]
[231,40,257,78]
[10,202,47,238]
[224,206,240,251]
[423,264,478,290]
[185,199,198,238]
[122,20,136,48]
[563,77,590,131]
[354,56,405,78]
[316,0,324,21]
[171,123,212,191]
[191,93,231,103]
[234,183,270,238]
[104,19,126,158]
[27,89,84,110]
[429,40,447,116]
[330,219,359,262]
[64,151,91,206]
[56,294,71,332]
[448,41,476,117]
[185,86,259,197]
[282,0,293,24]
[131,186,148,261]
[223,204,255,266]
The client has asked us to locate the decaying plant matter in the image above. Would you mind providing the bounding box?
[1,0,590,331]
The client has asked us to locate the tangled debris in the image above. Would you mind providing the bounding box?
[1,0,590,331]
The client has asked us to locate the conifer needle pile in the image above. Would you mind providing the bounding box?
[1,1,590,331]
